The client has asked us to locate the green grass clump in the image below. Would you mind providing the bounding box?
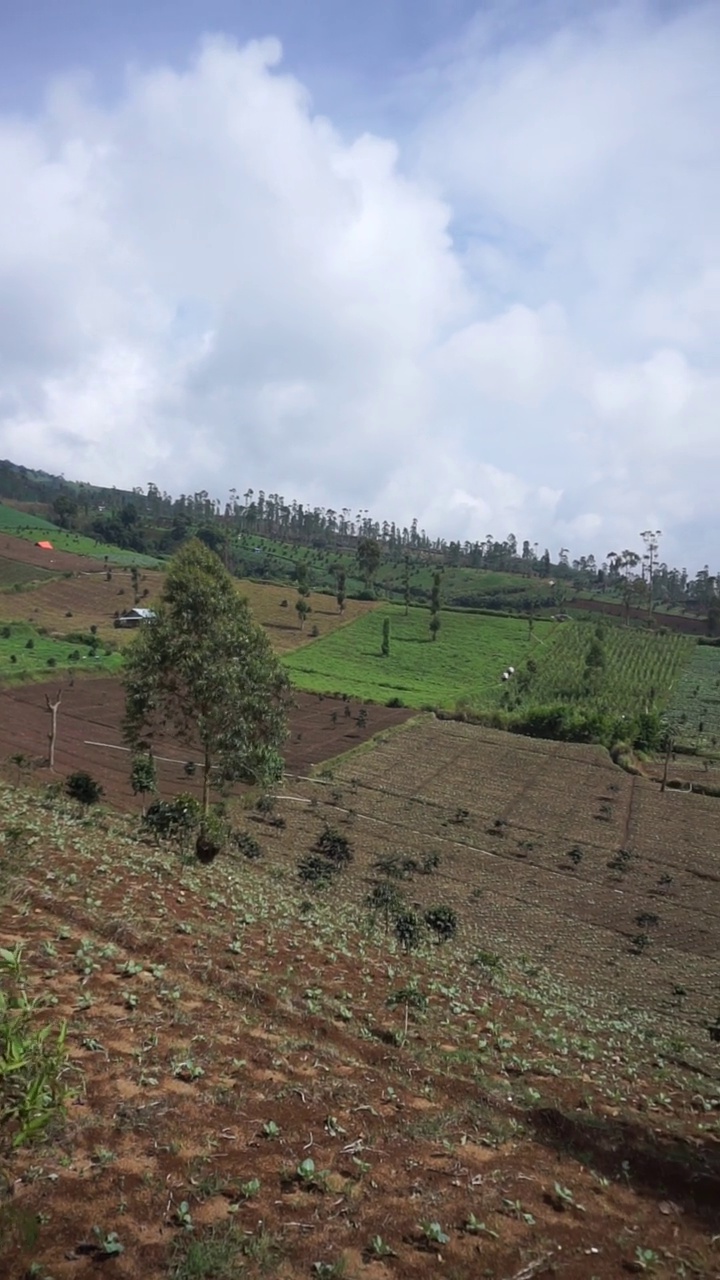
[283,606,547,708]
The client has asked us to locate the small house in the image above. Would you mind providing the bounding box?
[114,607,156,629]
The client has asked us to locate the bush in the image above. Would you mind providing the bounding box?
[298,854,339,888]
[143,794,201,842]
[313,825,353,865]
[65,771,104,806]
[234,830,263,859]
[394,911,423,953]
[424,905,458,942]
[195,811,228,865]
[385,696,405,707]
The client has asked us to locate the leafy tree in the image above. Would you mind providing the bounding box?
[52,494,78,528]
[130,752,157,814]
[357,538,381,591]
[295,560,311,630]
[429,571,441,642]
[335,567,346,614]
[123,539,289,814]
[394,910,423,953]
[295,598,311,630]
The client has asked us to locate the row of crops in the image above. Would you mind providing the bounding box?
[483,620,694,719]
[666,644,720,750]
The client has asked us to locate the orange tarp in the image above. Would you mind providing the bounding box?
[35,541,54,550]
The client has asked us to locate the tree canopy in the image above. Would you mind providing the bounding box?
[123,539,290,812]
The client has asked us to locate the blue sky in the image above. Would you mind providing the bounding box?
[0,0,718,569]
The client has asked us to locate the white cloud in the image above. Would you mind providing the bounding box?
[0,9,718,568]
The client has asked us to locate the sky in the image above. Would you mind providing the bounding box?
[0,0,718,570]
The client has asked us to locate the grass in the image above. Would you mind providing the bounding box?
[283,605,549,707]
[0,622,123,684]
[667,643,720,751]
[0,502,163,568]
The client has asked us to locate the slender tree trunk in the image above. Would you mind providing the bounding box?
[661,738,673,793]
[202,746,211,815]
[45,689,62,771]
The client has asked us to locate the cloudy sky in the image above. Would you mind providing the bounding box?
[1,0,718,568]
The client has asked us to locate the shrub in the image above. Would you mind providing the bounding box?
[143,794,201,842]
[385,696,405,707]
[25,638,34,650]
[394,911,423,953]
[234,830,263,859]
[65,771,104,806]
[298,854,339,888]
[195,811,228,865]
[424,905,458,941]
[313,825,353,865]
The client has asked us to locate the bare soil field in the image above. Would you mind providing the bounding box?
[0,677,413,807]
[301,718,720,1038]
[1,754,718,1280]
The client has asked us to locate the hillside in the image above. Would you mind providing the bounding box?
[1,716,719,1279]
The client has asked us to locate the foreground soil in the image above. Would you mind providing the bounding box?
[0,677,413,807]
[0,761,718,1280]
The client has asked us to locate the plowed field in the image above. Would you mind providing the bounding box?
[1,734,719,1279]
[0,677,412,806]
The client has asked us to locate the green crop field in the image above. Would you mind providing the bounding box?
[283,605,549,707]
[666,643,720,751]
[0,502,164,568]
[480,620,694,718]
[0,622,123,685]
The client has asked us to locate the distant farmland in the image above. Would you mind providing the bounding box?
[283,605,549,706]
[0,502,163,567]
[478,620,694,717]
[667,642,720,750]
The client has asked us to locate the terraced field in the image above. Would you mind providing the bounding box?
[667,642,720,751]
[1,718,719,1279]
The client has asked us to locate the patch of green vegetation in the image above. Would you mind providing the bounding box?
[469,620,693,718]
[0,502,163,568]
[236,533,559,610]
[283,606,546,707]
[667,642,720,751]
[0,622,123,684]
